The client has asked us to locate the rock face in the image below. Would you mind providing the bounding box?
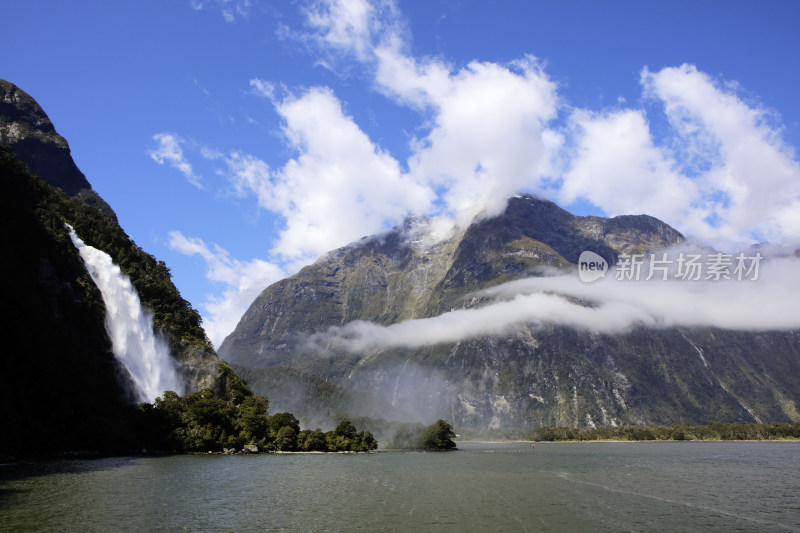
[0,79,116,220]
[220,196,800,432]
[0,81,224,454]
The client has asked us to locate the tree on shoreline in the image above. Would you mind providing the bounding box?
[390,420,457,450]
[138,389,378,453]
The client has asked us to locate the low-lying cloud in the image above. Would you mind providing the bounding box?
[308,254,800,353]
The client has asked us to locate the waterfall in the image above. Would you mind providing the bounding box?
[67,224,184,403]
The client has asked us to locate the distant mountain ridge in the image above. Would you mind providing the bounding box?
[219,196,800,433]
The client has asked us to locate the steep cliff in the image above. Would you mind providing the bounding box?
[0,82,227,454]
[0,79,116,220]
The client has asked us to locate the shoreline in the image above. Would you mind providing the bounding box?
[456,438,800,445]
[456,440,533,444]
[529,438,800,444]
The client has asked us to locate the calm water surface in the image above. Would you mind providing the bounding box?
[1,441,799,532]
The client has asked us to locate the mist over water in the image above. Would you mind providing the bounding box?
[67,225,183,403]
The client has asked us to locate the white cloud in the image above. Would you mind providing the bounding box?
[299,0,562,225]
[249,78,276,100]
[561,64,800,251]
[309,254,800,353]
[560,108,699,222]
[189,0,251,23]
[168,231,285,347]
[403,57,561,223]
[148,133,203,189]
[303,0,380,61]
[228,85,433,265]
[641,64,800,246]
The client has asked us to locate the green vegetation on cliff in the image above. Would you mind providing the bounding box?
[0,141,217,456]
[1,144,133,455]
[64,192,209,351]
[0,143,209,350]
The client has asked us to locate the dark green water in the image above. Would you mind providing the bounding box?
[1,441,798,532]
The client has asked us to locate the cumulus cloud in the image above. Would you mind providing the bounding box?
[226,85,433,264]
[309,254,800,353]
[560,108,699,222]
[562,64,800,251]
[403,57,561,223]
[168,231,285,347]
[300,1,800,250]
[148,133,203,189]
[642,65,800,246]
[202,0,800,271]
[298,0,563,225]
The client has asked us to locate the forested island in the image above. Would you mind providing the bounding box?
[531,422,800,442]
[131,367,456,454]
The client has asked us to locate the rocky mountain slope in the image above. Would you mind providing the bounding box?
[220,197,800,433]
[1,79,116,220]
[0,80,228,455]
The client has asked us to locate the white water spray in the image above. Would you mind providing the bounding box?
[67,225,184,403]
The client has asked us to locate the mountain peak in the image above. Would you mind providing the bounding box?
[0,79,116,220]
[220,197,685,360]
[217,195,800,431]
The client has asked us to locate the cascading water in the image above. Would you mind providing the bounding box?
[67,224,184,403]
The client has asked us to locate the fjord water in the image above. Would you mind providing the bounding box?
[2,442,798,532]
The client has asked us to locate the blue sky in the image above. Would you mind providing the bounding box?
[4,0,800,346]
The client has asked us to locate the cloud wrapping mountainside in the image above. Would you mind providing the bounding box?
[308,253,800,353]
